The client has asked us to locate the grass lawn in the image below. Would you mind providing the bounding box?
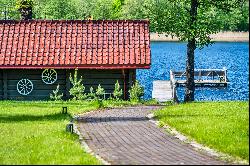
[0,99,143,164]
[0,100,111,165]
[154,101,249,162]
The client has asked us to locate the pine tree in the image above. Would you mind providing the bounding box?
[69,69,86,100]
[96,84,105,99]
[113,80,123,100]
[50,84,63,101]
[128,80,144,102]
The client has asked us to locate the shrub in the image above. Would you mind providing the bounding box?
[113,80,123,100]
[128,80,144,102]
[69,69,86,100]
[95,84,105,108]
[87,87,96,100]
[95,84,105,99]
[50,84,63,101]
[141,99,159,105]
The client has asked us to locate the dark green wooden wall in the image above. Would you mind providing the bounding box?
[0,69,136,100]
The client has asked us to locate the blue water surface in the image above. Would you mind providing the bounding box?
[137,42,249,101]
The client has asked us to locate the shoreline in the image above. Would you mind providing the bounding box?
[150,32,249,42]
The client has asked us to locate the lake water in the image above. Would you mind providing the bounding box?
[137,42,249,101]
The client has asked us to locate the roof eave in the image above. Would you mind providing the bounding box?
[0,64,151,69]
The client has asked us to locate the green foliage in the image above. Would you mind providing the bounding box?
[97,98,104,108]
[69,69,86,100]
[91,0,113,19]
[15,0,33,10]
[93,84,105,108]
[111,0,124,19]
[121,0,147,19]
[113,80,123,100]
[128,80,144,102]
[95,84,105,99]
[33,0,78,19]
[0,0,20,19]
[103,99,136,108]
[1,0,248,32]
[87,87,97,100]
[147,0,247,47]
[50,84,63,101]
[217,1,249,31]
[15,0,33,19]
[141,98,160,105]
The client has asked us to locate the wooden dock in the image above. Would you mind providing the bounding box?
[170,68,229,87]
[152,68,229,102]
[152,80,173,102]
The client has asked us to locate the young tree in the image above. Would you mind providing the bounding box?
[113,80,123,100]
[128,80,144,102]
[150,0,243,102]
[87,87,97,100]
[95,84,105,99]
[50,84,63,101]
[69,69,86,100]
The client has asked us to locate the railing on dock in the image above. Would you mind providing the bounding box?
[170,67,229,87]
[169,71,178,102]
[169,68,229,102]
[152,68,229,103]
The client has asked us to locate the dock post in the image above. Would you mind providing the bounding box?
[223,67,227,82]
[170,70,179,103]
[172,81,179,103]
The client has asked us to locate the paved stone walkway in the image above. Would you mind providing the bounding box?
[77,106,227,165]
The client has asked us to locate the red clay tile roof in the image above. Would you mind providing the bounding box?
[0,20,150,69]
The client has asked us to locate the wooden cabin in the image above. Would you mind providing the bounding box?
[0,20,151,100]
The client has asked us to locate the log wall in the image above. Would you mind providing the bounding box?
[0,69,136,100]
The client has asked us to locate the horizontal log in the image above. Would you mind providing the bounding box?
[6,69,66,75]
[0,69,134,100]
[6,75,66,80]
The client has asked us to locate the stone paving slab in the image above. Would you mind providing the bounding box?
[77,106,227,165]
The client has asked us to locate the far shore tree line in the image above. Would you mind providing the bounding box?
[0,0,249,32]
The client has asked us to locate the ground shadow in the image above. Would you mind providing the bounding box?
[0,112,70,123]
[78,116,149,123]
[78,113,224,124]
